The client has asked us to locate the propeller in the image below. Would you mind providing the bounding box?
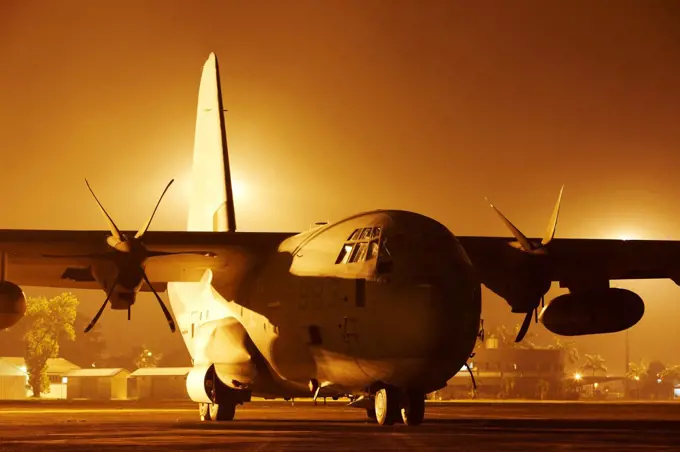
[485,185,564,342]
[84,178,179,333]
[47,179,216,333]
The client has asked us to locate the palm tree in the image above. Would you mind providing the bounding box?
[626,360,647,381]
[581,354,608,377]
[660,365,680,384]
[626,360,647,400]
[487,325,537,349]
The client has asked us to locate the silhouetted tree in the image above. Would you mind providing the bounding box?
[134,345,162,368]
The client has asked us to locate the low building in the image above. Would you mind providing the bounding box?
[65,368,130,400]
[128,367,192,400]
[0,359,28,400]
[0,357,80,399]
[437,338,569,400]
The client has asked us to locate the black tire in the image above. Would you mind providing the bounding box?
[366,406,377,422]
[209,402,236,421]
[199,402,211,421]
[374,388,399,426]
[400,391,425,426]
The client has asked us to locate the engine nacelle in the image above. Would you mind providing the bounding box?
[0,281,27,330]
[186,364,216,403]
[539,288,644,336]
[186,364,251,404]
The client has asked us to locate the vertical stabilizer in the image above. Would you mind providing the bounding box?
[187,53,237,232]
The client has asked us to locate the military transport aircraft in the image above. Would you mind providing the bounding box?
[0,52,678,426]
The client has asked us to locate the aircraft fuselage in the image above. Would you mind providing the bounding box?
[169,209,482,398]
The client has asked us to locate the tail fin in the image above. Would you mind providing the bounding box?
[187,53,237,232]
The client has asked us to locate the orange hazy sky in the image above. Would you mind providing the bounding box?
[1,0,680,371]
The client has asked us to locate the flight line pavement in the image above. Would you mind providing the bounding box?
[0,400,679,451]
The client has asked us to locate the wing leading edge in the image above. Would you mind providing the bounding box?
[0,230,296,290]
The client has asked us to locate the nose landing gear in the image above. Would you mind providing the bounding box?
[370,387,425,426]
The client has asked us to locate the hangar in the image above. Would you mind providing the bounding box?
[128,367,191,400]
[65,368,130,400]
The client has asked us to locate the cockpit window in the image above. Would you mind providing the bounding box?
[335,226,385,266]
[350,242,369,263]
[335,244,354,264]
[348,229,361,241]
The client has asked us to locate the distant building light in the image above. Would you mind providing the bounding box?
[594,382,599,388]
[61,377,68,384]
[634,375,640,381]
[657,378,662,384]
[574,373,582,381]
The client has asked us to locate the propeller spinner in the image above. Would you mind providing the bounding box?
[485,185,564,343]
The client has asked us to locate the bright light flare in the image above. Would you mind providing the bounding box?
[231,178,247,202]
[574,373,582,381]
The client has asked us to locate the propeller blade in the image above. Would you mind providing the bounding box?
[85,278,118,333]
[541,185,564,246]
[515,311,533,343]
[142,270,176,332]
[85,179,123,243]
[484,197,535,252]
[135,179,175,240]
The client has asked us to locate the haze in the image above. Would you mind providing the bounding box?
[1,0,679,374]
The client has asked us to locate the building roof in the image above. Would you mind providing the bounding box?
[0,357,80,374]
[65,368,130,378]
[129,367,192,377]
[0,359,26,377]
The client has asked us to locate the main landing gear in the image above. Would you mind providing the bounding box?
[370,387,425,426]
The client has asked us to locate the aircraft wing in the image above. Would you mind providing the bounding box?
[458,236,680,285]
[0,230,296,291]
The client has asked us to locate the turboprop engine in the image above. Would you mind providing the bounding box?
[0,281,27,330]
[539,288,644,336]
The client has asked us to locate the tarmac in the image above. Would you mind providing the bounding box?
[0,399,679,451]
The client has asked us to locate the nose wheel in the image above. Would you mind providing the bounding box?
[372,387,425,426]
[198,402,236,421]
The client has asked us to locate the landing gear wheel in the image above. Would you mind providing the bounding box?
[199,402,211,421]
[209,402,236,421]
[400,391,425,426]
[374,388,399,426]
[366,406,377,422]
